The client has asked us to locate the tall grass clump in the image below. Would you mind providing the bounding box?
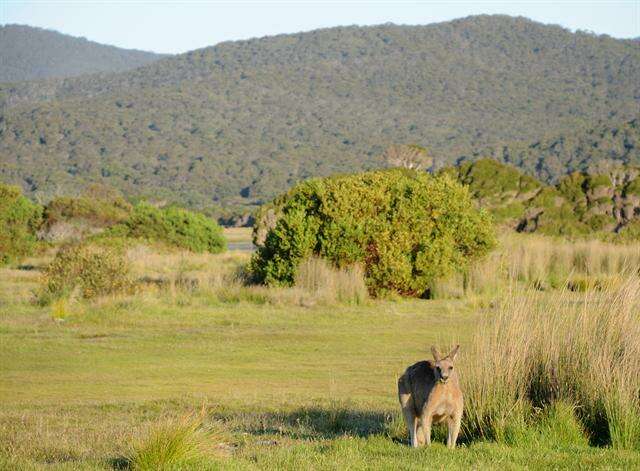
[128,415,216,470]
[502,236,640,290]
[295,257,368,305]
[462,276,640,449]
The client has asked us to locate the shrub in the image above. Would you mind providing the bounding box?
[615,220,640,241]
[112,202,226,253]
[0,184,42,265]
[585,214,615,232]
[41,243,132,300]
[585,174,613,189]
[251,169,496,296]
[623,177,640,197]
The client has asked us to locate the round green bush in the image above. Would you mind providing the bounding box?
[115,202,226,253]
[251,169,496,296]
[0,184,43,265]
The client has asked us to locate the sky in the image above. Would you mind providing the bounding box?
[1,1,639,54]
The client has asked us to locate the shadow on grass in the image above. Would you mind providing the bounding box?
[109,456,130,470]
[105,406,471,468]
[212,405,471,447]
[214,406,394,440]
[17,264,38,271]
[213,405,471,447]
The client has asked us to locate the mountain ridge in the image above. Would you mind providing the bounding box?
[0,24,165,83]
[1,15,638,210]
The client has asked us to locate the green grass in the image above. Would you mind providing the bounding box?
[1,259,639,469]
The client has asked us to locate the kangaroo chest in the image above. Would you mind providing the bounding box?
[425,385,458,420]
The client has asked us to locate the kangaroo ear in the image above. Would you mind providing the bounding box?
[448,344,460,361]
[431,346,441,362]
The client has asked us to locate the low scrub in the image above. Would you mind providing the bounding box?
[40,243,133,301]
[0,184,42,265]
[462,276,640,449]
[110,202,226,254]
[40,184,133,242]
[43,188,132,228]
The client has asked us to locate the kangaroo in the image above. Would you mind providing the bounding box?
[397,345,463,448]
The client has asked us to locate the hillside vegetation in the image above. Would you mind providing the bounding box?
[442,158,640,237]
[1,15,639,210]
[0,24,163,82]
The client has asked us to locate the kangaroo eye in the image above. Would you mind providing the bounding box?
[449,366,454,370]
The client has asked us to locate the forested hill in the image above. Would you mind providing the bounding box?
[0,24,164,82]
[1,15,639,211]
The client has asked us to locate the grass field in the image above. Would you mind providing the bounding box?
[1,230,639,469]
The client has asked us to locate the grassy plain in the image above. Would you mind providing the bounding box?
[1,230,639,469]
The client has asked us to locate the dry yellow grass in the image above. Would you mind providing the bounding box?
[434,233,640,298]
[124,244,369,307]
[295,257,369,305]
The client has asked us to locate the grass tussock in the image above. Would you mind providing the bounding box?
[503,401,589,449]
[128,413,225,470]
[462,275,640,449]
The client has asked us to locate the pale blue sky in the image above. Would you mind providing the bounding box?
[1,1,639,54]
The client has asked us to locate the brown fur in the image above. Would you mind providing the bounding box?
[397,345,463,448]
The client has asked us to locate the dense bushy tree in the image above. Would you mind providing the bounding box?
[0,183,42,264]
[41,243,132,300]
[251,169,496,296]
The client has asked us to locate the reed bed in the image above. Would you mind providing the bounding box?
[461,275,640,449]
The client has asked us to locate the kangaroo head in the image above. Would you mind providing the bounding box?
[431,345,459,384]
